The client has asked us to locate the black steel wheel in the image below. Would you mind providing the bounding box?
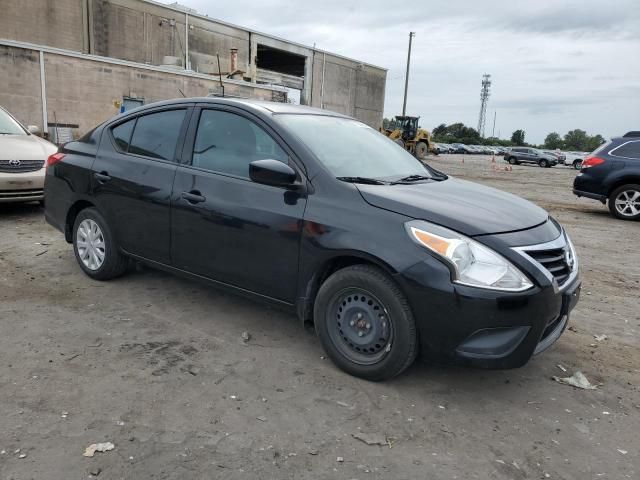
[314,265,418,381]
[327,288,393,365]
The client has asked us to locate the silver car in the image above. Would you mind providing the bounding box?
[0,106,57,203]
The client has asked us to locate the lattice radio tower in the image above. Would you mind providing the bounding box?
[477,74,491,137]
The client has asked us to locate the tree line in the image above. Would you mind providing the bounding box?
[383,118,605,152]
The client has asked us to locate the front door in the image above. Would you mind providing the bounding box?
[170,107,307,302]
[92,107,190,264]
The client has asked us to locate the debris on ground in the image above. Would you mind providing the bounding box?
[336,456,344,462]
[241,331,251,343]
[552,371,598,390]
[352,432,388,446]
[556,364,567,372]
[617,449,628,455]
[18,453,27,459]
[256,416,267,422]
[83,442,115,457]
[61,411,69,418]
[594,334,608,342]
[89,467,102,476]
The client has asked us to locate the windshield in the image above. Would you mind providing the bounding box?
[0,108,27,135]
[276,114,432,180]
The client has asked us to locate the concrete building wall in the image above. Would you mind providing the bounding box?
[0,0,86,52]
[310,52,386,128]
[0,43,282,137]
[0,46,43,129]
[0,0,387,128]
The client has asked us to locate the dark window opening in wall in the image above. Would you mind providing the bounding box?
[256,45,305,77]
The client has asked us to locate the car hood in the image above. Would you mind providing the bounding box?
[0,135,57,160]
[356,177,548,237]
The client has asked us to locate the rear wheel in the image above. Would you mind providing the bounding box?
[508,157,518,165]
[608,184,640,220]
[573,160,582,170]
[539,159,549,168]
[73,208,129,280]
[314,265,418,381]
[415,141,429,160]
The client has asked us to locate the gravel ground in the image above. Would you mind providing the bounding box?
[0,154,638,479]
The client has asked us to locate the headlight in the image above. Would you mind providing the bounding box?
[405,220,533,292]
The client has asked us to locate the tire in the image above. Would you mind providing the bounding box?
[72,207,129,280]
[394,138,405,149]
[508,157,518,165]
[314,265,418,381]
[573,160,582,170]
[608,184,640,220]
[539,159,549,168]
[415,141,429,160]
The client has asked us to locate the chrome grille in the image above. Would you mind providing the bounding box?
[526,247,571,286]
[0,159,45,173]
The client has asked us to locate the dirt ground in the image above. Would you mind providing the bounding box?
[1,154,638,479]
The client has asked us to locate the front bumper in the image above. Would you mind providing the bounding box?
[396,248,581,369]
[0,168,45,202]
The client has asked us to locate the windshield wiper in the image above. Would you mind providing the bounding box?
[337,176,389,185]
[390,174,432,185]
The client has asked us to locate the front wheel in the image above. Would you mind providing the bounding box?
[573,160,582,170]
[73,208,129,280]
[415,141,429,160]
[508,157,518,165]
[539,159,549,168]
[314,265,418,381]
[608,184,640,220]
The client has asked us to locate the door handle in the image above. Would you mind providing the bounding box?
[94,172,111,184]
[181,190,206,204]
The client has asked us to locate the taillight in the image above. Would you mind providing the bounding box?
[47,152,66,167]
[582,156,605,169]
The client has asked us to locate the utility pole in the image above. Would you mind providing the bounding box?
[491,110,496,138]
[477,73,491,137]
[402,32,415,116]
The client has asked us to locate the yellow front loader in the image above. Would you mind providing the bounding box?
[382,116,433,160]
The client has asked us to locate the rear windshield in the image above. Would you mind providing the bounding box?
[591,141,611,155]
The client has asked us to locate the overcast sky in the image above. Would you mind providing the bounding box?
[169,0,639,143]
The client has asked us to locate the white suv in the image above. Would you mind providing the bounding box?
[0,106,57,203]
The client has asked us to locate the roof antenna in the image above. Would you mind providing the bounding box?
[216,53,225,97]
[177,88,186,98]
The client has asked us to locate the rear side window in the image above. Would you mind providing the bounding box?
[610,141,640,159]
[128,109,186,161]
[112,119,135,151]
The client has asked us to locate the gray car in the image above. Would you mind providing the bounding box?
[505,147,558,168]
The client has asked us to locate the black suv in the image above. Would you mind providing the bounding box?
[44,98,581,380]
[506,148,557,168]
[573,132,640,220]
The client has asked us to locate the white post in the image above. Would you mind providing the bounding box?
[39,50,48,135]
[320,52,326,109]
[185,13,190,70]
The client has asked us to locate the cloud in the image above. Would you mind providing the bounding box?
[167,0,640,143]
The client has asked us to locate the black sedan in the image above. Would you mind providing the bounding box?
[44,98,580,380]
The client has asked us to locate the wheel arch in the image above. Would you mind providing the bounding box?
[65,199,96,243]
[297,253,398,328]
[607,176,640,198]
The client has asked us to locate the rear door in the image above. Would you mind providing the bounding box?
[92,106,191,264]
[170,105,307,302]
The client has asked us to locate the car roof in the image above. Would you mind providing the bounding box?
[123,97,351,119]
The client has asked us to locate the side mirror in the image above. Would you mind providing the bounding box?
[249,159,298,188]
[27,125,42,136]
